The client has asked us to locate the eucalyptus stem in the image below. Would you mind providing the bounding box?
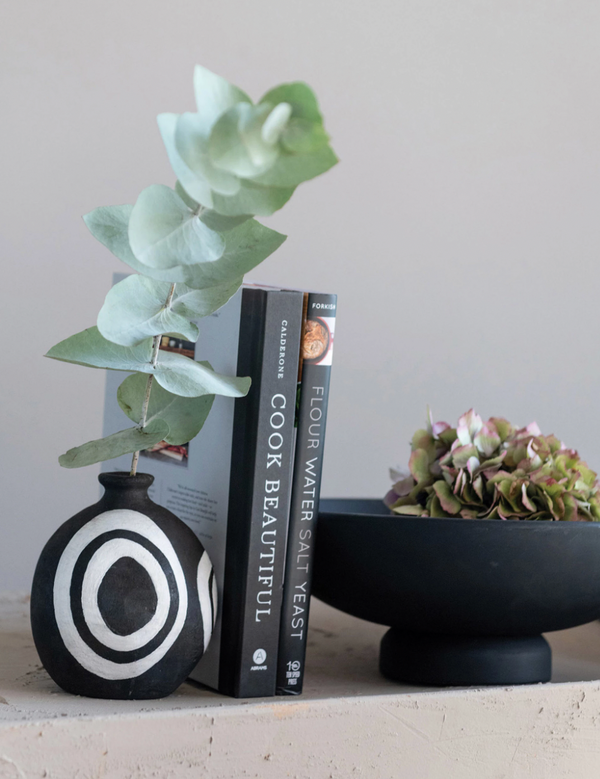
[129,283,176,476]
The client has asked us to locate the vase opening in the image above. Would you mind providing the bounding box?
[98,471,155,493]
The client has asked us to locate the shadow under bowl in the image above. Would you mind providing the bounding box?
[312,499,600,686]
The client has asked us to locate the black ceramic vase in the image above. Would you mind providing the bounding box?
[31,472,217,699]
[313,499,600,687]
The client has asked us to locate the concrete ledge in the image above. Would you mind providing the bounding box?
[2,593,600,778]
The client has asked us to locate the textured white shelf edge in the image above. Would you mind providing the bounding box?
[2,592,600,778]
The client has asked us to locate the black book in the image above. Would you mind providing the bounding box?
[218,287,304,697]
[276,292,337,695]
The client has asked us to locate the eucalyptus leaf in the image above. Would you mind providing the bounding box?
[253,82,338,188]
[208,103,291,178]
[157,218,285,288]
[59,419,169,469]
[174,179,202,211]
[262,103,294,144]
[193,64,251,130]
[84,204,134,261]
[157,113,215,208]
[158,66,251,206]
[211,179,295,217]
[280,118,329,154]
[175,182,251,231]
[97,275,200,346]
[259,82,323,123]
[129,184,225,268]
[172,278,242,318]
[118,372,215,445]
[97,274,242,346]
[155,349,250,397]
[201,209,252,232]
[46,326,251,398]
[178,218,285,288]
[250,143,338,189]
[175,112,242,196]
[84,205,285,289]
[47,326,153,371]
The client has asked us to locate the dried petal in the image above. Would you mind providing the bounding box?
[474,421,501,458]
[428,495,449,518]
[392,504,427,516]
[521,483,536,512]
[457,409,483,446]
[438,427,458,447]
[489,417,515,443]
[389,466,408,483]
[392,474,415,497]
[452,444,479,469]
[411,429,437,462]
[466,456,481,476]
[525,421,542,436]
[432,480,462,515]
[409,448,431,482]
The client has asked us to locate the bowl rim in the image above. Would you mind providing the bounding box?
[319,500,600,530]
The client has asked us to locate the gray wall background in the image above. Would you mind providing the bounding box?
[2,0,600,589]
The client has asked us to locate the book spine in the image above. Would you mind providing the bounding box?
[220,288,304,697]
[276,292,337,695]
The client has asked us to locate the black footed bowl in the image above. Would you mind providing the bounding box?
[312,499,600,687]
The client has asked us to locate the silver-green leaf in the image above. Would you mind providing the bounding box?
[175,112,242,195]
[208,103,291,178]
[129,184,225,269]
[210,179,295,217]
[175,182,251,231]
[192,64,251,131]
[97,275,200,346]
[97,275,242,346]
[47,326,153,370]
[84,205,285,289]
[46,327,251,398]
[83,204,134,262]
[58,419,169,469]
[177,219,286,288]
[157,66,251,208]
[250,144,338,189]
[280,118,329,154]
[158,113,216,209]
[253,82,338,188]
[259,82,324,123]
[158,112,245,208]
[118,372,215,445]
[172,278,242,319]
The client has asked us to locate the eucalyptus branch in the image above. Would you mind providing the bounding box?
[163,282,176,319]
[51,66,337,472]
[130,283,176,475]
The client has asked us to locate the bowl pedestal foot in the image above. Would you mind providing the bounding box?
[380,629,552,686]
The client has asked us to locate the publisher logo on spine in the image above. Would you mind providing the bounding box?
[251,648,267,671]
[285,659,302,685]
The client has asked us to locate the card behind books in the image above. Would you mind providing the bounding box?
[102,278,243,690]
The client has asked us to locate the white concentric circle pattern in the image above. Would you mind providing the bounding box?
[53,509,188,681]
[80,538,171,652]
[197,550,216,652]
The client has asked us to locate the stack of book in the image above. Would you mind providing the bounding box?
[102,281,337,697]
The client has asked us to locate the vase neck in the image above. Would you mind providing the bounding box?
[98,472,154,510]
